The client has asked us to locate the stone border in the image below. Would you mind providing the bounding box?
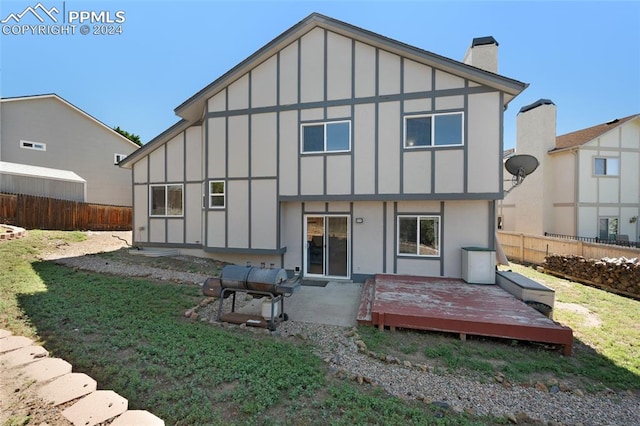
[0,224,26,240]
[0,329,164,426]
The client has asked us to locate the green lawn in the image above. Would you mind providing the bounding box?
[1,231,494,425]
[360,264,640,392]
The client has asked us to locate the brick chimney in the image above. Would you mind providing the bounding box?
[463,36,498,73]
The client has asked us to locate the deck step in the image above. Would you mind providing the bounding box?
[356,278,375,325]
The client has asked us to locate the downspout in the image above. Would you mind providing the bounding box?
[573,147,579,237]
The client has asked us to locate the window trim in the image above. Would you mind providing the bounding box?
[208,180,226,209]
[149,184,184,217]
[300,120,351,154]
[593,156,619,177]
[397,215,441,258]
[403,112,464,149]
[20,140,46,151]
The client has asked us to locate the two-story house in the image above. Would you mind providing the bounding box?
[499,99,640,243]
[119,13,527,280]
[0,94,139,205]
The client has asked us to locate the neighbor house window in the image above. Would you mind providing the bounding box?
[114,153,127,164]
[150,184,183,216]
[301,120,351,153]
[398,215,440,256]
[594,157,619,176]
[598,217,618,241]
[404,112,463,148]
[20,140,46,151]
[209,181,225,208]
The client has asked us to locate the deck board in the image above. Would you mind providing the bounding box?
[357,274,573,355]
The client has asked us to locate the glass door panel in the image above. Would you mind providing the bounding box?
[327,217,348,277]
[306,216,324,275]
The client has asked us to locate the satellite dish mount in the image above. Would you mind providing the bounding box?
[504,154,539,194]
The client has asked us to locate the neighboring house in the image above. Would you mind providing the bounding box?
[499,99,640,243]
[0,94,139,205]
[119,13,527,280]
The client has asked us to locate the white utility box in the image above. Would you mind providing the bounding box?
[461,247,496,284]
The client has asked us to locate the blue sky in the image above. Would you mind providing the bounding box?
[1,0,639,148]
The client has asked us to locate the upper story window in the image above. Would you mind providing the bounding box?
[20,140,46,151]
[397,215,440,257]
[301,120,351,153]
[209,181,225,208]
[404,112,463,148]
[594,157,619,176]
[114,153,127,164]
[150,184,183,217]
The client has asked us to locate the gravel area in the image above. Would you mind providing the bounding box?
[34,231,640,425]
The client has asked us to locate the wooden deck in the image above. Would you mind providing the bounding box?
[357,274,573,356]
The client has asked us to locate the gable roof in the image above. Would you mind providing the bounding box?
[551,114,639,152]
[120,12,528,168]
[176,13,527,123]
[1,94,141,149]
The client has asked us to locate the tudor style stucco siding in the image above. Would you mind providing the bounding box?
[122,14,527,276]
[278,199,491,278]
[575,120,640,240]
[132,127,203,245]
[1,97,137,205]
[198,26,503,261]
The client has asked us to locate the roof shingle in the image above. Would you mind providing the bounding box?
[553,114,639,151]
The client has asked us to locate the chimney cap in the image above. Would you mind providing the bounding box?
[471,36,499,47]
[519,98,555,114]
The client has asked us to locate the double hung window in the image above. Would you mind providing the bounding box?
[209,181,225,208]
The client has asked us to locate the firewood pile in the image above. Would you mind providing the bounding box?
[543,254,640,298]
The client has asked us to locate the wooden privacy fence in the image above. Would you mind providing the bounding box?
[0,193,132,231]
[498,231,640,264]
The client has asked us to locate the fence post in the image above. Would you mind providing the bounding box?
[519,233,525,262]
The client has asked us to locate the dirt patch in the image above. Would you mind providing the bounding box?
[555,302,602,328]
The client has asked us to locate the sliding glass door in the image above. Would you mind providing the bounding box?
[304,215,349,278]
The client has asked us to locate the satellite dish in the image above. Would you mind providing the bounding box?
[504,154,539,192]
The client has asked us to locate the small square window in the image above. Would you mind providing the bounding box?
[594,157,619,176]
[114,153,127,164]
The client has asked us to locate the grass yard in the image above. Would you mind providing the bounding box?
[360,263,640,393]
[1,231,496,425]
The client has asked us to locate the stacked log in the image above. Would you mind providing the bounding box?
[543,255,640,299]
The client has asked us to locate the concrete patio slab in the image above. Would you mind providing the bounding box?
[111,410,165,426]
[0,335,33,353]
[237,281,363,327]
[0,344,48,367]
[20,357,72,382]
[62,390,128,426]
[38,373,97,406]
[0,329,12,339]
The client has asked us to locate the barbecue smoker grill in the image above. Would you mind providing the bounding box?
[203,264,300,330]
